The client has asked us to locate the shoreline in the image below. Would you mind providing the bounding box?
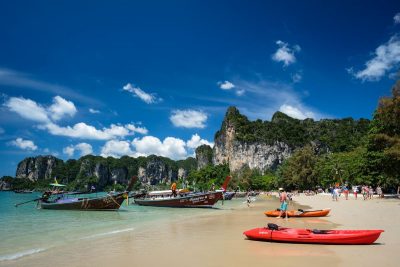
[1,194,398,267]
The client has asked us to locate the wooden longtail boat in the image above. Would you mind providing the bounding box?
[134,176,231,208]
[39,192,129,210]
[134,191,223,208]
[38,177,136,211]
[264,208,331,217]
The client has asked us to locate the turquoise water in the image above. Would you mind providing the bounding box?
[0,191,246,261]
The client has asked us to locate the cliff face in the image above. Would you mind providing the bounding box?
[14,154,191,189]
[137,158,178,185]
[195,145,213,170]
[15,155,60,181]
[213,109,292,172]
[212,106,368,173]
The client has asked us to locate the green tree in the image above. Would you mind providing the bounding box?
[367,80,400,188]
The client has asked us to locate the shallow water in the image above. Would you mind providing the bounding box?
[0,191,252,262]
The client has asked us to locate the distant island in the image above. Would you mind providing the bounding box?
[1,81,399,193]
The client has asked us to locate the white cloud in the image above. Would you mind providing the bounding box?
[170,109,207,128]
[125,123,148,135]
[272,40,300,66]
[132,136,187,159]
[350,35,400,81]
[64,143,93,157]
[63,146,75,157]
[123,83,161,104]
[10,138,38,151]
[4,97,50,123]
[279,104,315,120]
[5,96,147,140]
[394,13,400,24]
[186,134,213,149]
[48,96,77,121]
[89,108,100,114]
[43,122,138,140]
[101,140,134,158]
[4,96,76,122]
[218,81,235,90]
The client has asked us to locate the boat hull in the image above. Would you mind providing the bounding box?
[39,193,127,210]
[264,209,331,217]
[134,192,223,208]
[244,227,384,245]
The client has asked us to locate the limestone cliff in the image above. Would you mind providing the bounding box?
[195,144,213,170]
[15,155,61,181]
[14,154,193,189]
[212,106,369,173]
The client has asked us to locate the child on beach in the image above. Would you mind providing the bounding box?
[332,187,339,201]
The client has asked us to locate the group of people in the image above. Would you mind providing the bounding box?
[330,185,384,201]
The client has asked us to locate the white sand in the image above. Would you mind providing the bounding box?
[2,194,398,267]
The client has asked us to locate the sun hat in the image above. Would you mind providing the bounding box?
[279,188,284,191]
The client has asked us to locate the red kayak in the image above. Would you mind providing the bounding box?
[244,224,384,245]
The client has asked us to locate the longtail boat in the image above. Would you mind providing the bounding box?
[37,177,136,211]
[134,176,231,208]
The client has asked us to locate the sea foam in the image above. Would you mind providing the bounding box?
[81,227,135,240]
[0,248,46,261]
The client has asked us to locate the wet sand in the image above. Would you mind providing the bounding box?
[2,194,397,267]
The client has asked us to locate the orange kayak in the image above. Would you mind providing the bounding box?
[264,208,331,217]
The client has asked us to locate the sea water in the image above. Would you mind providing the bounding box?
[0,191,251,262]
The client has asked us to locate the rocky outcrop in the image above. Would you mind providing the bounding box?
[196,145,213,170]
[137,158,178,185]
[213,107,292,173]
[15,155,60,181]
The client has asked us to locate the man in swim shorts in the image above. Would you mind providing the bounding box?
[277,188,288,219]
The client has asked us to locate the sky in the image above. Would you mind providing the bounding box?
[1,0,400,177]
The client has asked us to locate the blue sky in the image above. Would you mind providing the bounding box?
[1,0,400,177]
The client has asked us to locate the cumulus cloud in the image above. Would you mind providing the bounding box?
[99,134,213,159]
[125,123,148,135]
[49,96,77,121]
[170,109,207,128]
[4,96,76,122]
[10,138,38,151]
[186,134,213,149]
[218,81,235,90]
[279,104,315,120]
[43,122,141,140]
[63,143,93,157]
[394,13,400,24]
[5,96,147,140]
[4,97,50,122]
[89,108,100,114]
[101,140,134,158]
[272,40,301,66]
[349,35,400,81]
[132,136,187,159]
[123,83,161,104]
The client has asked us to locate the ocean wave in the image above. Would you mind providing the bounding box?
[0,248,46,261]
[81,227,135,239]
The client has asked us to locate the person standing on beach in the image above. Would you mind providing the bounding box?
[343,185,349,200]
[332,187,339,201]
[353,187,358,200]
[277,188,288,219]
[171,182,177,197]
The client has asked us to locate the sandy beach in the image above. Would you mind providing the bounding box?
[1,194,398,267]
